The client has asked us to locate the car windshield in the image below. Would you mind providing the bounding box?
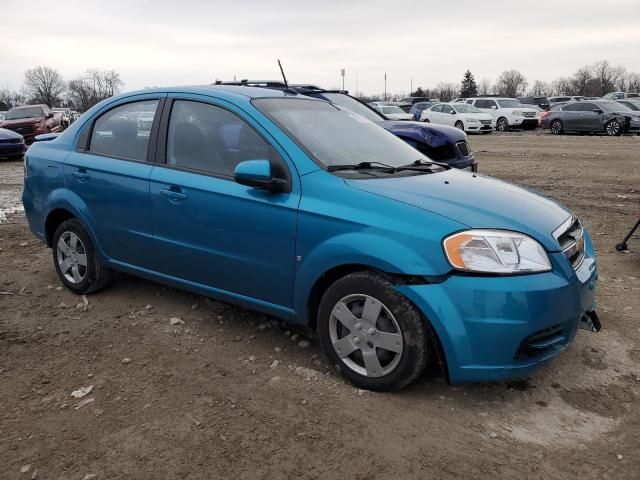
[319,93,383,123]
[598,101,631,112]
[254,98,429,169]
[453,104,482,113]
[497,100,522,108]
[381,106,404,114]
[6,107,44,120]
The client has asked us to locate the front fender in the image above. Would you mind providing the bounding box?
[44,189,108,260]
[293,231,446,322]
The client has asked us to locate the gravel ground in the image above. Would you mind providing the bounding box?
[0,132,639,479]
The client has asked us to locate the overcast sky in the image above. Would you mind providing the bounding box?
[1,0,639,95]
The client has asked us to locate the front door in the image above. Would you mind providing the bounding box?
[63,96,164,268]
[149,97,299,310]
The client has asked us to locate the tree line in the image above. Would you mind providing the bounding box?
[362,59,640,102]
[0,66,124,112]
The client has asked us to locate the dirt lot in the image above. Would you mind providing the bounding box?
[1,133,639,479]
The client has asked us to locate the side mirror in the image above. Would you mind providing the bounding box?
[450,110,456,115]
[46,112,54,119]
[593,108,603,114]
[490,105,497,110]
[234,159,286,192]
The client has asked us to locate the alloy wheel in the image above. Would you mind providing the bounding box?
[497,118,508,131]
[550,120,562,134]
[606,120,621,136]
[56,231,88,284]
[329,294,403,378]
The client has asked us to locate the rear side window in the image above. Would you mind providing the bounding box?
[166,100,276,177]
[431,105,443,112]
[89,100,159,161]
[442,105,454,114]
[562,103,582,112]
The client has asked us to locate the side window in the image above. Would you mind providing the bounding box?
[486,100,497,109]
[167,100,276,177]
[442,105,454,114]
[89,100,159,161]
[562,103,581,112]
[432,105,443,113]
[466,99,474,104]
[578,103,595,111]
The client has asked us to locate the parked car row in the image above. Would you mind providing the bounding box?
[541,100,640,136]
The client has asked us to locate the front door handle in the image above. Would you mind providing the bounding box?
[160,188,187,203]
[72,171,91,182]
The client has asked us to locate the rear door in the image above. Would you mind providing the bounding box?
[64,95,165,268]
[149,95,300,310]
[560,103,582,130]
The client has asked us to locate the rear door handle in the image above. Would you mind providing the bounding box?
[72,171,91,181]
[160,188,187,202]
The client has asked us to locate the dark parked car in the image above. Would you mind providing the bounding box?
[616,99,640,111]
[215,81,477,171]
[518,96,550,110]
[409,101,435,120]
[0,105,62,144]
[0,127,26,159]
[543,101,640,135]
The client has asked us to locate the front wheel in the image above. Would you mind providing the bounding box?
[550,119,563,135]
[454,121,464,131]
[317,271,432,391]
[53,219,112,294]
[605,119,622,136]
[496,117,509,131]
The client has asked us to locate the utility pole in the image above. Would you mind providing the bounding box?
[341,68,345,91]
[411,78,413,96]
[356,72,359,98]
[384,73,387,102]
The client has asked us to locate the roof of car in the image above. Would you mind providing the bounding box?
[124,84,302,101]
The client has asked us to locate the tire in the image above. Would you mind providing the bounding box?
[52,219,112,294]
[454,121,464,131]
[605,119,622,136]
[496,117,509,131]
[317,271,432,391]
[423,119,430,122]
[550,119,563,135]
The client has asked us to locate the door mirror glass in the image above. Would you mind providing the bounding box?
[235,159,284,191]
[593,108,603,114]
[490,105,497,110]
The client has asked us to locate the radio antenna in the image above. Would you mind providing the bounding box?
[278,59,289,88]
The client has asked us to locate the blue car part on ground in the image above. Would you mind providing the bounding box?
[22,85,599,391]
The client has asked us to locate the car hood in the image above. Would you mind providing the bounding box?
[345,169,571,252]
[1,116,43,126]
[380,120,466,148]
[0,127,23,140]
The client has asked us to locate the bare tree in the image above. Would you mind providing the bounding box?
[477,78,492,96]
[626,72,640,92]
[495,70,528,97]
[550,76,572,95]
[434,82,459,102]
[591,60,625,96]
[0,86,26,109]
[23,66,66,107]
[569,66,593,96]
[529,80,550,96]
[67,69,124,111]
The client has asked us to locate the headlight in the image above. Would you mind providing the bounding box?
[466,117,479,122]
[443,229,551,274]
[512,110,523,116]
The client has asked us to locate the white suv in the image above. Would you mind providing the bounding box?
[466,97,539,131]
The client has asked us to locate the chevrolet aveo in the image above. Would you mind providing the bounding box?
[22,86,600,391]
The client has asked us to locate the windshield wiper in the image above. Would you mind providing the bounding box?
[397,159,451,171]
[326,161,398,172]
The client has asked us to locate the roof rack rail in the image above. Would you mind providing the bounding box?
[213,80,288,88]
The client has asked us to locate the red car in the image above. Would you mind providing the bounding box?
[0,104,62,144]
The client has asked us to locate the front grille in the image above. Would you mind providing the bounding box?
[0,137,23,144]
[514,324,565,360]
[456,141,470,157]
[554,217,585,269]
[480,119,492,125]
[416,143,457,162]
[523,112,536,118]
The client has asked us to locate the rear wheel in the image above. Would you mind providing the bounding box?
[496,117,509,131]
[550,119,563,135]
[454,121,464,131]
[605,119,622,136]
[53,219,112,294]
[317,271,432,391]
